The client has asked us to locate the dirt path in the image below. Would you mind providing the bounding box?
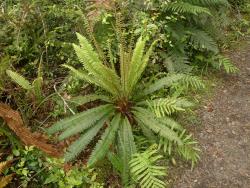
[172,39,250,188]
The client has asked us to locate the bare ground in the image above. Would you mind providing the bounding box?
[171,39,250,188]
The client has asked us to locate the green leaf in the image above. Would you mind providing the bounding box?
[6,70,32,90]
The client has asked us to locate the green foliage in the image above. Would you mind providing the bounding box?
[44,158,103,188]
[0,0,242,187]
[7,146,45,187]
[130,145,167,188]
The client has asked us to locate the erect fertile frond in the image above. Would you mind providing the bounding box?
[117,117,137,185]
[129,40,158,95]
[6,70,32,90]
[68,94,111,106]
[64,115,109,162]
[133,107,182,145]
[73,33,121,96]
[163,2,211,15]
[189,29,219,53]
[47,104,113,135]
[126,37,146,94]
[130,145,167,188]
[87,113,121,167]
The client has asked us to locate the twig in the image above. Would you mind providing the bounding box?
[53,84,75,115]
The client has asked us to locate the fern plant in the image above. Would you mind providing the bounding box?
[47,32,203,185]
[6,61,44,103]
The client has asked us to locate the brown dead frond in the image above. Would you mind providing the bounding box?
[0,103,62,157]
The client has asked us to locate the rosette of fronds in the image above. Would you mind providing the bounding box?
[47,32,204,186]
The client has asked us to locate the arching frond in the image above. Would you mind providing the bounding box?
[133,107,182,145]
[143,73,204,95]
[147,97,193,117]
[73,33,121,96]
[130,145,167,188]
[47,104,113,135]
[142,74,185,95]
[64,116,109,162]
[87,113,121,167]
[117,117,137,185]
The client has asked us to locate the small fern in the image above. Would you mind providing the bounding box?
[130,145,167,188]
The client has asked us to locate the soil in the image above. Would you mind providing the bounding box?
[171,38,250,188]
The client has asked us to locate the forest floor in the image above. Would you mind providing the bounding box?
[171,38,250,188]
